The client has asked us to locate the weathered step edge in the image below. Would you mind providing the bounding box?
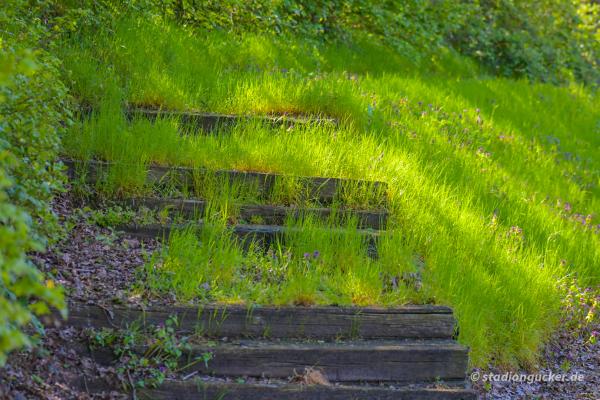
[63,159,387,205]
[68,302,456,340]
[118,197,388,230]
[127,108,339,132]
[83,339,470,383]
[77,377,477,400]
[115,222,380,258]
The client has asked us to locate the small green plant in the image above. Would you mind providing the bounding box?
[562,282,600,345]
[483,381,492,392]
[199,351,213,368]
[88,316,210,389]
[74,204,163,229]
[559,359,571,373]
[84,206,136,228]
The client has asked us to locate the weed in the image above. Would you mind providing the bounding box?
[88,316,208,389]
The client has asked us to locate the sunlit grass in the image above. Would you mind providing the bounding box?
[60,15,600,368]
[136,212,419,307]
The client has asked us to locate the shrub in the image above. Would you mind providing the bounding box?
[449,0,600,85]
[0,0,68,365]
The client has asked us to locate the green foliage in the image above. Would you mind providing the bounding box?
[0,152,64,366]
[0,5,70,242]
[75,206,137,228]
[50,0,600,85]
[61,15,600,367]
[88,316,211,389]
[2,0,596,371]
[450,0,600,85]
[0,0,68,365]
[130,0,599,83]
[562,282,599,344]
[136,212,419,307]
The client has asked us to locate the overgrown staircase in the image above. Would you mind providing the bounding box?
[63,110,476,399]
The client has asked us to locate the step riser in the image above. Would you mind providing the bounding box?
[116,223,380,258]
[84,344,468,383]
[118,198,387,230]
[188,347,468,383]
[77,378,477,400]
[67,303,456,340]
[64,160,387,206]
[126,109,337,132]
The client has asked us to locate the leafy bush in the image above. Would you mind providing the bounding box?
[0,0,68,365]
[450,0,600,85]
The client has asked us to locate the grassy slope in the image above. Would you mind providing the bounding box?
[60,17,600,367]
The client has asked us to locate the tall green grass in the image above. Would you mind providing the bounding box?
[138,212,419,307]
[60,15,600,367]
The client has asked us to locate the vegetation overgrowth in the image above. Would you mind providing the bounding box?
[0,1,68,365]
[135,214,419,308]
[1,0,599,369]
[61,14,600,368]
